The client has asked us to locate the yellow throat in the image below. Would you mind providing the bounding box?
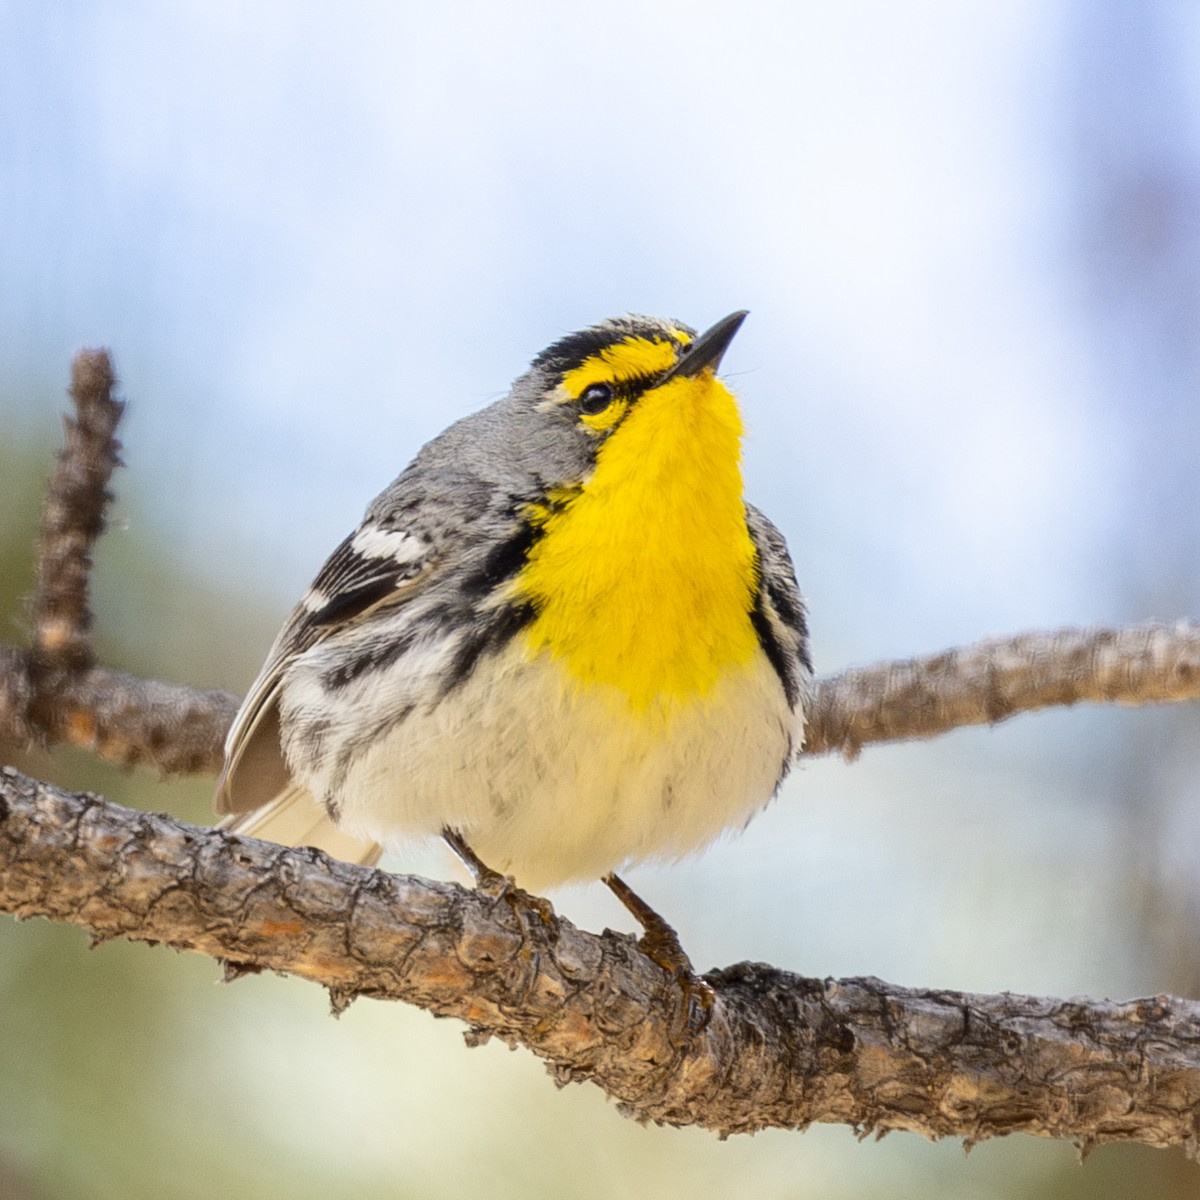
[516,336,759,710]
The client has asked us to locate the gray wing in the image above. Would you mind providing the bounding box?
[215,521,437,821]
[214,422,538,825]
[213,393,559,859]
[744,503,812,711]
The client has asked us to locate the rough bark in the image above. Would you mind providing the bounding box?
[6,625,1200,775]
[805,621,1200,760]
[4,348,1200,1155]
[5,661,237,774]
[3,765,1200,1152]
[29,348,122,678]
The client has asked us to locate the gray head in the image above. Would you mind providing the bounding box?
[406,312,747,501]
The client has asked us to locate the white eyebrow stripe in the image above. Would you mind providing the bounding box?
[351,525,425,563]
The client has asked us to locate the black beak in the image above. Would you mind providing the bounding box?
[659,310,748,384]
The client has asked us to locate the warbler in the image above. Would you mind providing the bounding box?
[216,312,810,940]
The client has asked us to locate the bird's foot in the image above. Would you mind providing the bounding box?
[442,827,558,932]
[603,872,715,1044]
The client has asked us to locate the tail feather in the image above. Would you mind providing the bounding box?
[219,787,382,868]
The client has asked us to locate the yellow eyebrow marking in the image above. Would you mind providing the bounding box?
[561,332,689,398]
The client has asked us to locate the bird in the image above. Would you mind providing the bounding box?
[215,311,810,996]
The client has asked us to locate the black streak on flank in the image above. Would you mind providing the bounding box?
[459,518,542,600]
[750,593,801,708]
[764,572,804,636]
[766,574,812,675]
[322,627,421,690]
[441,601,537,697]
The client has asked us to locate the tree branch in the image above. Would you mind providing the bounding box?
[3,764,1199,1153]
[806,621,1200,759]
[30,348,122,677]
[5,348,1200,1156]
[0,349,241,770]
[13,663,236,774]
[5,356,1200,773]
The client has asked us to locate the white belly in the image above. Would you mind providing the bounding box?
[287,638,797,891]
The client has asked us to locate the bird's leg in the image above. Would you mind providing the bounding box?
[603,872,715,1039]
[441,827,557,930]
[442,827,506,890]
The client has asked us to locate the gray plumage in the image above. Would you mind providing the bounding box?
[216,314,810,884]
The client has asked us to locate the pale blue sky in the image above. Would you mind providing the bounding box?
[3,1,1153,666]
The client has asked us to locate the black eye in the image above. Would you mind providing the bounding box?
[578,382,615,415]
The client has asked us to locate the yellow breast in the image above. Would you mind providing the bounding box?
[514,371,759,710]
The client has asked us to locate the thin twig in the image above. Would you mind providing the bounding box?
[23,347,127,751]
[1,350,238,772]
[8,626,1200,775]
[29,348,123,676]
[804,621,1200,760]
[0,647,34,746]
[35,666,238,773]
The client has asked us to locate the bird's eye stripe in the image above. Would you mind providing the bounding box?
[616,377,655,402]
[575,375,661,419]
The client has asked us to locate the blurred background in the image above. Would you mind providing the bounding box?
[2,1,1200,1197]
